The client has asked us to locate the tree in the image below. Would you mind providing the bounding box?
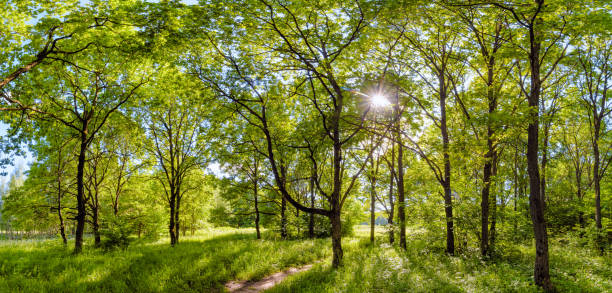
[192,0,383,267]
[575,34,612,252]
[389,3,468,254]
[143,71,208,245]
[456,0,571,289]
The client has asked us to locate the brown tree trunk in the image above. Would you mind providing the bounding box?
[593,123,603,252]
[74,136,88,254]
[92,204,100,247]
[330,211,343,267]
[395,91,407,250]
[388,143,396,244]
[254,181,261,240]
[481,155,492,256]
[489,154,498,256]
[481,60,497,256]
[440,80,455,255]
[370,158,376,243]
[281,195,287,239]
[57,178,67,245]
[526,15,552,289]
[175,194,181,243]
[169,193,177,246]
[309,175,315,238]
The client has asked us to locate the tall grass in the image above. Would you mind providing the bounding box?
[269,228,611,293]
[1,227,609,292]
[0,228,329,292]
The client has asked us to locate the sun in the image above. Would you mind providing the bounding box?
[370,94,390,107]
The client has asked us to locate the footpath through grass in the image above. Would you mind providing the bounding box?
[0,228,329,292]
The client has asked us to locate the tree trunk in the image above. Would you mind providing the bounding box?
[527,17,552,289]
[540,123,550,206]
[593,123,603,252]
[370,159,376,243]
[395,91,407,250]
[175,194,181,244]
[489,154,498,256]
[169,193,176,246]
[57,180,67,245]
[254,182,261,240]
[92,204,100,247]
[281,195,287,239]
[440,81,455,255]
[481,155,491,256]
[309,175,315,238]
[388,143,396,244]
[330,211,343,268]
[74,137,88,254]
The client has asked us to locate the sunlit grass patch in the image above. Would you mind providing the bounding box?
[0,228,329,292]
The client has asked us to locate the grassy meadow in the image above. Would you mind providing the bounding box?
[0,227,610,292]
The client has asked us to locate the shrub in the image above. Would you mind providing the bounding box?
[101,216,132,250]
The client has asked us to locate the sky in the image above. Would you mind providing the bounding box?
[0,123,33,183]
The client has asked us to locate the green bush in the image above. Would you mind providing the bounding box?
[101,216,132,250]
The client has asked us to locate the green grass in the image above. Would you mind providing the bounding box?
[0,226,609,292]
[268,226,612,293]
[0,228,329,292]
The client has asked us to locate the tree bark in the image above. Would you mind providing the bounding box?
[395,91,407,250]
[440,77,455,255]
[526,10,552,289]
[370,157,377,243]
[481,57,497,257]
[175,193,181,243]
[281,195,287,239]
[388,144,396,244]
[489,153,498,256]
[169,193,177,246]
[593,122,603,251]
[330,211,343,267]
[57,174,67,245]
[254,180,261,240]
[74,136,88,254]
[92,203,100,247]
[309,175,315,238]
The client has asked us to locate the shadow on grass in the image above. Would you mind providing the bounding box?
[0,231,329,292]
[266,235,610,293]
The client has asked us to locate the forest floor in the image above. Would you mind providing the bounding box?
[0,226,610,292]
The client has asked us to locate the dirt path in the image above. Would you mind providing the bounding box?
[225,263,315,292]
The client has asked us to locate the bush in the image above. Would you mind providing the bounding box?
[101,216,132,250]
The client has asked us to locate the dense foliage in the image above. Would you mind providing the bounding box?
[0,0,610,291]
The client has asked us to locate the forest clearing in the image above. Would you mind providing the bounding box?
[0,0,611,292]
[0,227,610,292]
